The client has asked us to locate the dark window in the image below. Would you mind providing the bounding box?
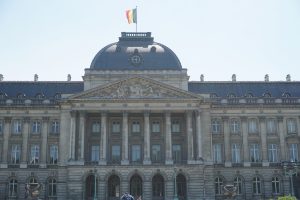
[108,175,120,198]
[130,175,143,199]
[152,174,164,198]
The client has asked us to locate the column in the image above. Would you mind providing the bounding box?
[143,111,151,165]
[195,110,203,163]
[278,117,286,161]
[187,111,195,164]
[121,111,129,165]
[222,117,231,167]
[297,116,300,137]
[165,111,173,165]
[40,117,49,168]
[1,117,11,167]
[241,117,250,166]
[259,117,268,166]
[69,111,76,161]
[21,117,30,168]
[78,111,85,163]
[99,112,107,165]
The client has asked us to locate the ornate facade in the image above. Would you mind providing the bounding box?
[0,32,300,200]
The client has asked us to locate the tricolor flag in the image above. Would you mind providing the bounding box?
[126,8,137,24]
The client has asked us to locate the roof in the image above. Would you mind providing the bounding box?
[90,32,182,70]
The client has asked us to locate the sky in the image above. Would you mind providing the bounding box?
[0,0,300,82]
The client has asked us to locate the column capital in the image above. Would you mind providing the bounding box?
[164,111,171,117]
[101,111,108,117]
[222,116,229,122]
[70,110,77,117]
[277,116,283,122]
[185,110,193,117]
[42,117,50,122]
[195,109,202,116]
[23,117,30,123]
[258,116,266,122]
[144,111,150,117]
[240,116,248,122]
[122,111,128,117]
[79,111,86,117]
[4,117,12,123]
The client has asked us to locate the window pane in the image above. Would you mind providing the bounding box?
[172,120,180,133]
[112,121,120,133]
[30,145,40,164]
[152,121,160,133]
[213,144,222,163]
[92,121,101,133]
[151,145,161,163]
[112,145,121,162]
[131,145,141,162]
[172,144,181,163]
[91,145,100,161]
[50,145,58,164]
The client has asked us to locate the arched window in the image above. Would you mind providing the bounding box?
[282,92,291,98]
[35,93,44,99]
[263,92,271,98]
[272,177,280,194]
[245,93,254,98]
[176,174,187,200]
[252,177,261,194]
[85,174,97,199]
[9,178,18,197]
[48,178,57,197]
[130,174,142,199]
[17,93,25,99]
[215,177,223,195]
[234,177,243,195]
[152,174,164,199]
[108,175,120,199]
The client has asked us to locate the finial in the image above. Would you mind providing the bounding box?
[0,74,3,81]
[67,74,71,81]
[34,74,38,82]
[264,74,269,82]
[200,74,204,82]
[286,74,291,82]
[232,74,236,82]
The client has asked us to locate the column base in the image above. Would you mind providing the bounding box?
[262,161,269,167]
[39,163,47,168]
[98,160,107,165]
[121,160,129,165]
[68,160,84,165]
[243,162,251,167]
[195,160,204,164]
[225,161,232,167]
[165,160,174,165]
[143,159,152,165]
[20,163,28,168]
[0,163,8,168]
[187,160,197,164]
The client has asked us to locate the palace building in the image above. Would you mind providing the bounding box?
[0,32,299,200]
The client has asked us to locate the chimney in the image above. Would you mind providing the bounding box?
[34,74,38,82]
[0,74,3,81]
[200,74,204,82]
[264,74,269,82]
[232,74,236,82]
[67,74,71,81]
[286,74,291,82]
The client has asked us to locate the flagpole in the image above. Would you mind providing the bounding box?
[136,6,137,32]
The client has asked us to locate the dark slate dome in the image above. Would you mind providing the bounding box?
[90,32,182,70]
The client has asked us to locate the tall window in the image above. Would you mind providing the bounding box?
[272,177,280,194]
[48,178,57,197]
[230,118,240,134]
[250,144,260,162]
[232,144,241,163]
[112,121,121,133]
[248,118,258,134]
[211,119,222,134]
[11,144,21,164]
[234,177,243,195]
[91,145,100,162]
[132,121,140,133]
[252,177,261,194]
[91,121,101,134]
[152,174,164,198]
[108,175,120,198]
[151,121,160,133]
[289,144,298,162]
[213,144,222,163]
[30,145,40,164]
[267,119,277,134]
[268,144,279,163]
[172,144,181,163]
[151,144,161,163]
[215,177,223,195]
[49,145,58,164]
[51,120,60,134]
[111,145,121,163]
[9,179,18,197]
[32,120,41,134]
[131,145,141,162]
[171,120,180,133]
[13,119,22,134]
[287,118,297,134]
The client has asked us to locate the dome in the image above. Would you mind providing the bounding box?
[90,32,182,70]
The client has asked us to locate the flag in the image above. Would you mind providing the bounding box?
[126,8,137,24]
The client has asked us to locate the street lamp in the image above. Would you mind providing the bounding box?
[282,162,299,196]
[174,168,179,200]
[93,168,97,200]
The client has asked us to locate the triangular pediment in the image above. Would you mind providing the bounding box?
[68,77,201,100]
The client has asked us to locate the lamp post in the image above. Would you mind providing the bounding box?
[283,162,299,196]
[174,168,179,200]
[93,168,97,200]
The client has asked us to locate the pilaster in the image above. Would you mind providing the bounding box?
[40,117,49,168]
[99,112,107,165]
[21,117,30,168]
[222,116,231,167]
[1,117,11,168]
[259,116,268,166]
[165,111,173,165]
[121,111,129,165]
[143,111,151,165]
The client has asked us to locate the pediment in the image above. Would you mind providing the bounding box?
[68,77,201,100]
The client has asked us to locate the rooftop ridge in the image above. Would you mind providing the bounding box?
[119,32,153,42]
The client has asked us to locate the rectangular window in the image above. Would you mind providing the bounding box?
[250,144,260,162]
[131,145,141,162]
[213,144,223,163]
[231,144,241,163]
[49,145,58,164]
[172,144,181,163]
[211,119,221,134]
[289,144,298,162]
[112,145,121,163]
[171,120,180,133]
[92,121,101,134]
[11,144,21,164]
[267,119,277,134]
[248,119,258,134]
[151,121,160,133]
[132,121,140,133]
[91,145,100,162]
[112,121,121,133]
[268,144,279,163]
[32,121,41,134]
[13,120,22,134]
[51,121,60,134]
[151,144,161,163]
[287,119,297,134]
[30,145,40,164]
[230,119,240,134]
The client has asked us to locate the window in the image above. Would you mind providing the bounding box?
[152,174,164,198]
[11,144,21,164]
[272,177,280,194]
[111,145,121,163]
[91,121,101,134]
[49,145,58,164]
[30,145,40,164]
[29,177,38,185]
[9,179,18,197]
[268,144,279,163]
[151,144,161,163]
[151,121,160,133]
[131,145,141,162]
[234,177,243,195]
[48,178,57,197]
[267,119,277,134]
[171,120,180,133]
[252,177,261,194]
[230,118,240,133]
[215,177,223,195]
[108,175,120,198]
[232,144,241,163]
[132,121,140,133]
[0,120,3,134]
[51,120,60,134]
[112,121,121,133]
[13,119,22,134]
[248,118,258,134]
[32,120,41,134]
[213,144,222,163]
[211,119,221,134]
[250,144,260,162]
[289,144,298,162]
[91,145,100,162]
[287,118,297,134]
[172,144,181,163]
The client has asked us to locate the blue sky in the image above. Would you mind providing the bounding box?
[0,0,300,81]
